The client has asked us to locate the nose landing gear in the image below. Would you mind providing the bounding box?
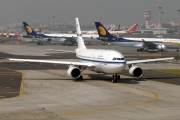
[112,74,120,83]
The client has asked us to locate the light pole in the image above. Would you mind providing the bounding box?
[159,6,162,35]
[161,11,164,35]
[177,9,180,39]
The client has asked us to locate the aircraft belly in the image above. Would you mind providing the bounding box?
[111,42,140,47]
[94,63,104,73]
[162,44,180,49]
[102,64,126,74]
[78,59,126,74]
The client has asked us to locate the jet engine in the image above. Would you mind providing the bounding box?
[157,44,166,51]
[129,66,143,77]
[67,67,81,78]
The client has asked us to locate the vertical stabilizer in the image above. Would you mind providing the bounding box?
[6,28,10,35]
[75,18,86,49]
[95,22,116,38]
[126,24,138,33]
[23,22,37,36]
[0,29,4,35]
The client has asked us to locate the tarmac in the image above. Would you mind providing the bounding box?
[0,42,179,120]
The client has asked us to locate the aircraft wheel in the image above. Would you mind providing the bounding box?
[117,75,120,80]
[76,75,83,81]
[112,74,118,83]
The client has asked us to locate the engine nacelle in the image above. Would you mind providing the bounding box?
[67,67,81,78]
[129,66,143,77]
[157,44,166,51]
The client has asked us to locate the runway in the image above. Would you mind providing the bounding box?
[0,44,179,120]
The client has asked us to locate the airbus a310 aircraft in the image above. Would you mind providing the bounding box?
[9,18,174,83]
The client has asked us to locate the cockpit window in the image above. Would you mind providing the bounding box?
[112,58,124,60]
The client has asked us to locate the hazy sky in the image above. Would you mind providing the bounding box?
[0,0,180,26]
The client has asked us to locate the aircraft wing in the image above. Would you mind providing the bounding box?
[133,40,158,48]
[8,58,95,67]
[126,57,174,65]
[47,49,75,53]
[142,40,157,49]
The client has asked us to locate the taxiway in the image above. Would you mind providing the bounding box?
[0,43,179,120]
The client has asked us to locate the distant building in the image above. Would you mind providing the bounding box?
[144,10,151,28]
[135,28,168,35]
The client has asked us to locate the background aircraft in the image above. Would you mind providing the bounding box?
[6,29,21,38]
[95,22,180,52]
[23,22,99,45]
[0,29,21,38]
[22,22,67,45]
[9,18,173,83]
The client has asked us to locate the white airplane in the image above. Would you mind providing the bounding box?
[9,18,174,83]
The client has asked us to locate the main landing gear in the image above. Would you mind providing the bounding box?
[37,42,43,45]
[76,75,83,81]
[112,74,120,83]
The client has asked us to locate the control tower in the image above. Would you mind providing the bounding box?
[144,10,151,28]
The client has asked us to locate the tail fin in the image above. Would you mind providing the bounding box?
[109,24,116,31]
[22,22,37,36]
[0,29,4,35]
[6,28,10,35]
[75,18,86,49]
[115,24,121,31]
[106,25,111,31]
[126,24,138,33]
[94,22,116,38]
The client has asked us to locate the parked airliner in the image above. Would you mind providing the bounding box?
[9,18,174,83]
[1,29,21,38]
[95,22,180,52]
[23,22,99,45]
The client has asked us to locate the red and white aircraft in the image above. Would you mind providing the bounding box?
[0,29,21,38]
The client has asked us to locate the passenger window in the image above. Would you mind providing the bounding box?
[113,58,116,60]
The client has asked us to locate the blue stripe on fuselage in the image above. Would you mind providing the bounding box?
[78,57,126,64]
[104,37,163,44]
[77,34,82,36]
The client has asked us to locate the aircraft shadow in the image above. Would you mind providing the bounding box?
[87,74,140,84]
